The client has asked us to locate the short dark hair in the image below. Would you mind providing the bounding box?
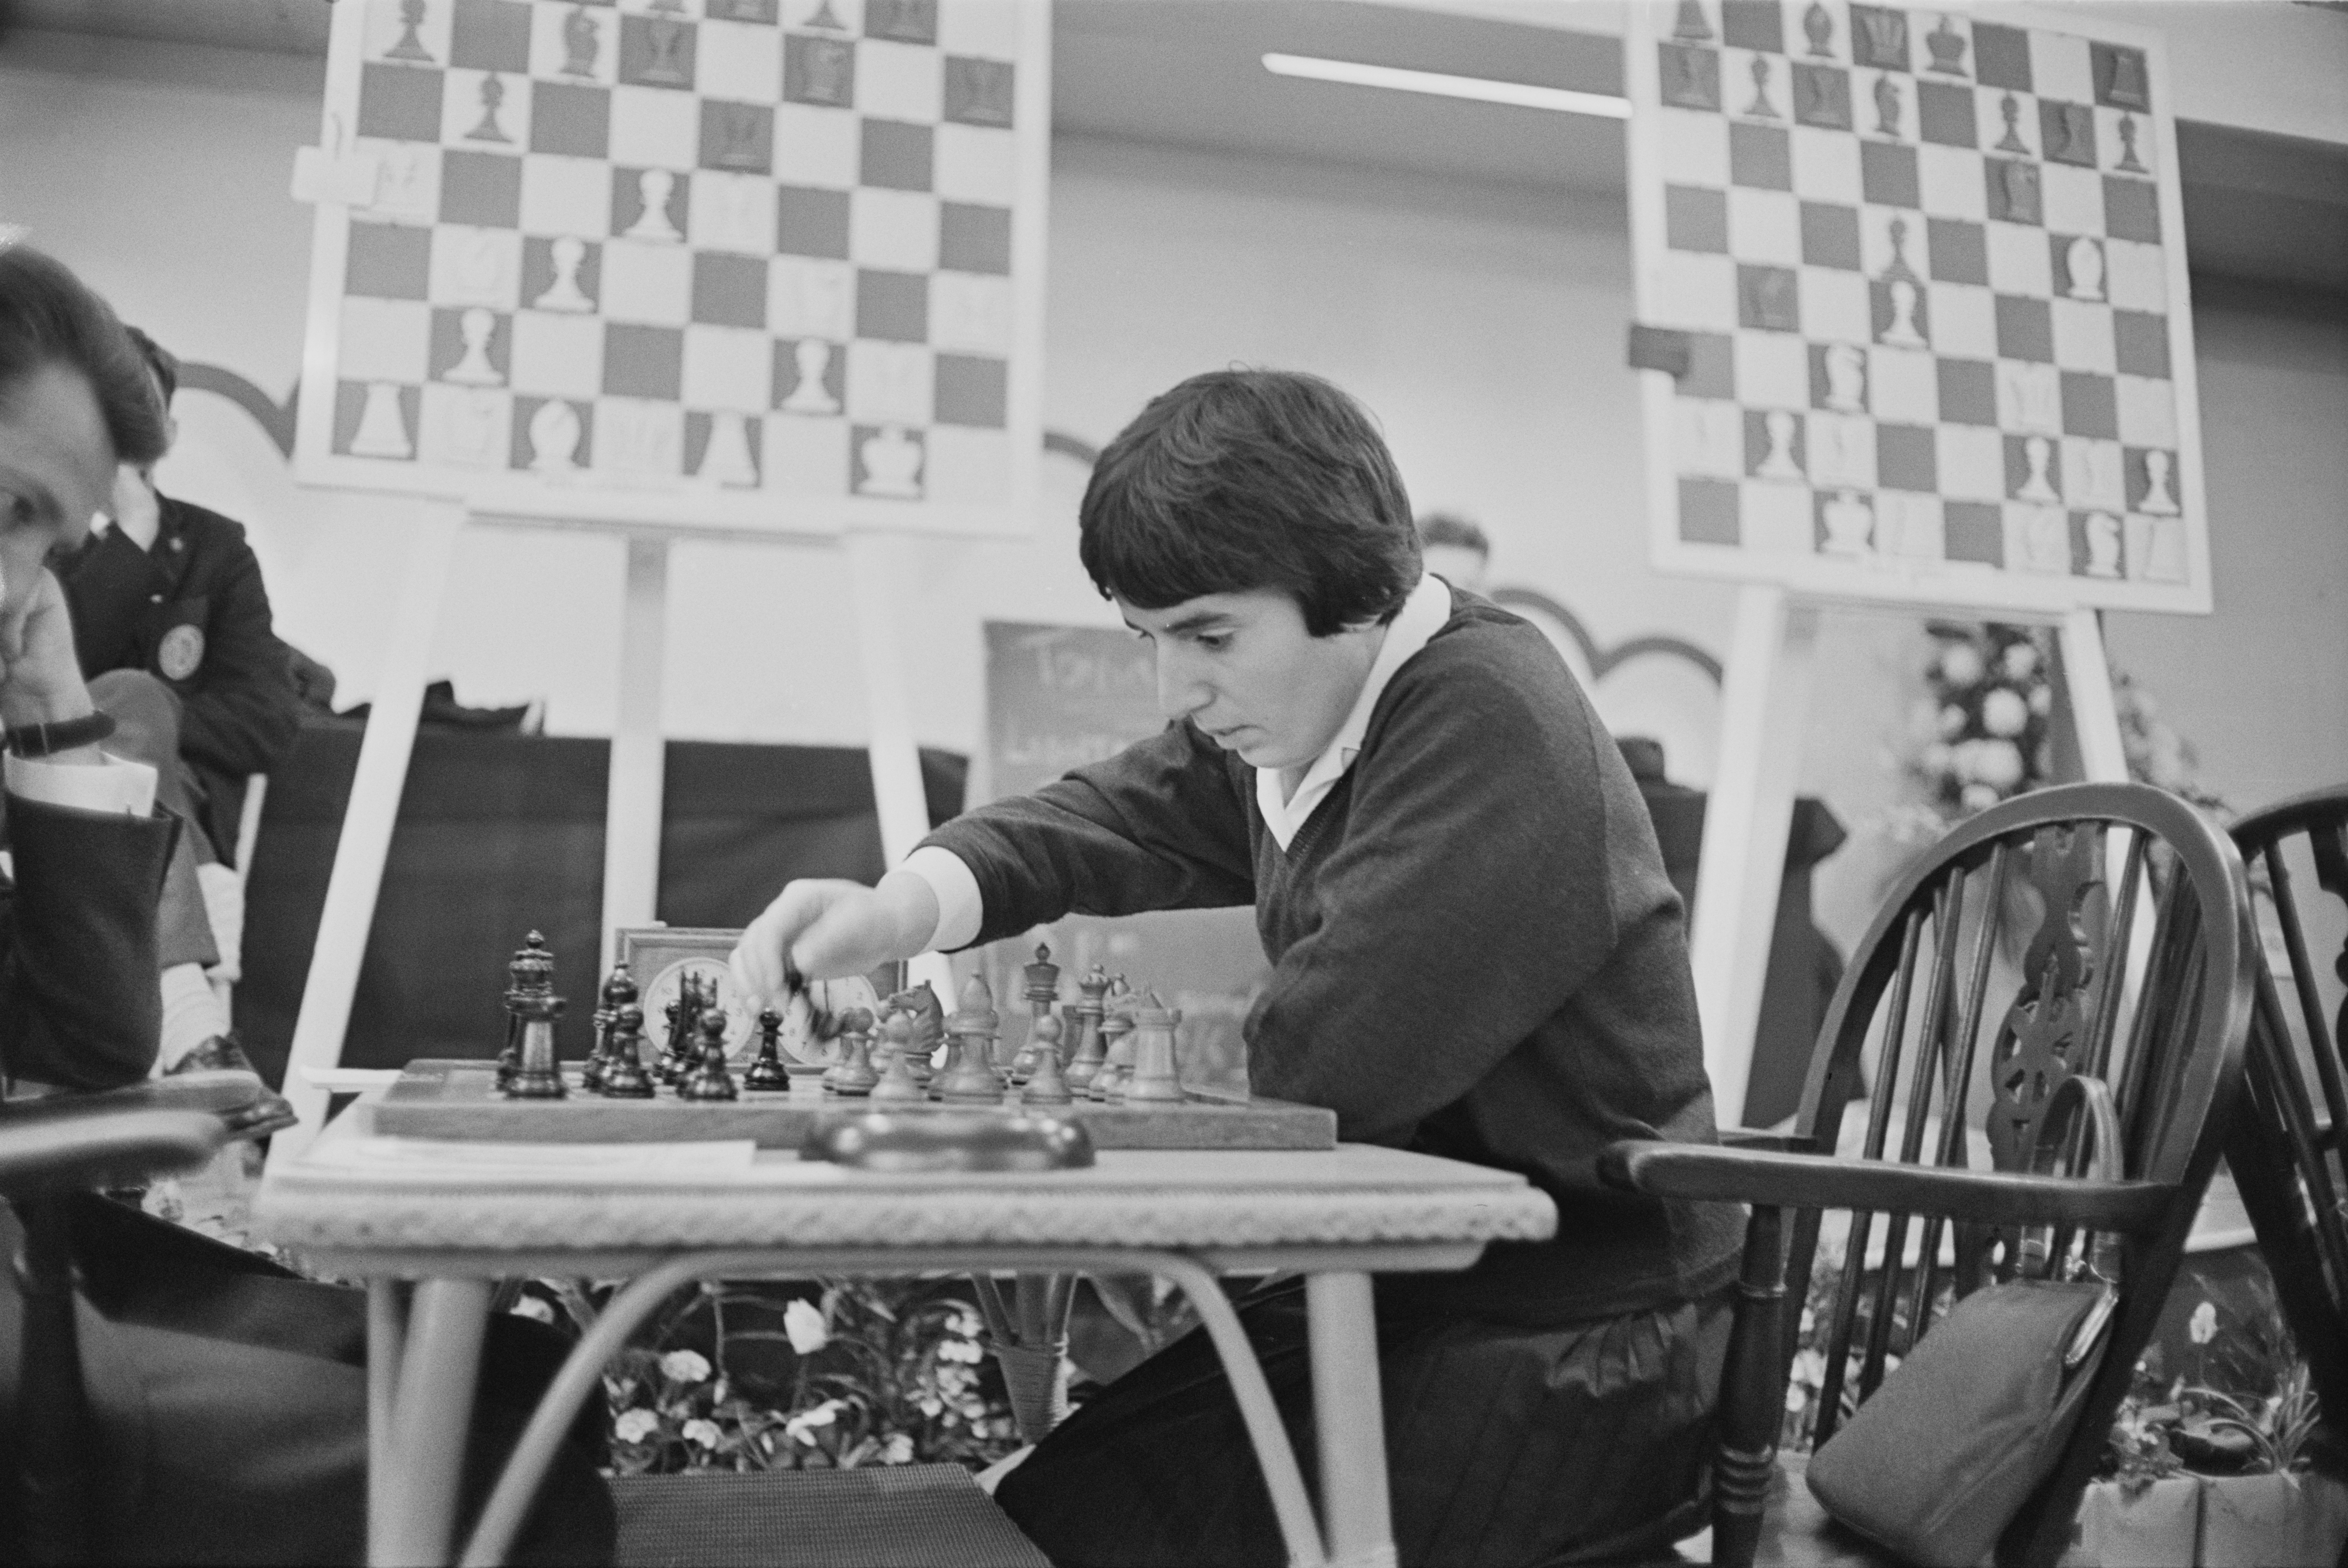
[0,241,168,467]
[1077,369,1420,637]
[1418,511,1490,557]
[126,324,179,405]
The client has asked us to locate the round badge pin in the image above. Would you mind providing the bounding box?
[158,624,205,681]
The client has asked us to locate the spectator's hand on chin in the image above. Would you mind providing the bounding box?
[0,566,100,746]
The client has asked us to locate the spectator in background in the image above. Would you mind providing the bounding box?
[1417,510,1492,595]
[57,326,299,1112]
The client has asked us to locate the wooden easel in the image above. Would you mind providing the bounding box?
[1688,585,2134,1130]
[271,511,950,1160]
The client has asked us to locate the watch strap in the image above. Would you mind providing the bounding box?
[4,709,117,758]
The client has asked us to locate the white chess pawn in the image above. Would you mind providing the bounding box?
[1822,490,1874,554]
[2138,449,2179,514]
[857,425,924,497]
[1823,344,1867,413]
[534,237,594,312]
[781,340,840,414]
[445,308,503,385]
[528,399,582,472]
[1755,410,1804,480]
[2017,435,2060,503]
[2065,235,2106,302]
[696,412,759,487]
[624,169,683,242]
[1880,278,1928,348]
[349,381,413,459]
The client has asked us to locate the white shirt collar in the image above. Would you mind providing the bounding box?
[98,497,160,553]
[1255,572,1453,851]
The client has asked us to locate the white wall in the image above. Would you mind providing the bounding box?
[4,22,2345,957]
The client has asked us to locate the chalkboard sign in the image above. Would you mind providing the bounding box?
[979,621,1268,1094]
[983,622,1163,800]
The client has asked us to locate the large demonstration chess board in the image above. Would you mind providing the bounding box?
[1627,1,2209,614]
[292,0,1048,534]
[375,1059,1341,1149]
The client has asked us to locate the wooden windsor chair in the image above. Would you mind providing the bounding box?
[1602,782,2257,1568]
[2224,787,2348,1437]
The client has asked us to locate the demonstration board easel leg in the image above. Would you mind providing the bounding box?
[2057,607,2130,785]
[601,536,669,971]
[847,533,955,1001]
[1689,585,1819,1131]
[273,505,463,1166]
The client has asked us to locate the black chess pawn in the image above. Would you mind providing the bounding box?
[505,990,568,1100]
[467,74,511,143]
[742,1006,791,1091]
[584,962,637,1093]
[2116,114,2146,174]
[600,1004,654,1098]
[1743,55,1780,120]
[679,1008,740,1102]
[1995,93,2029,154]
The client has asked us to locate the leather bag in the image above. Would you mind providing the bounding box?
[1805,1075,2124,1568]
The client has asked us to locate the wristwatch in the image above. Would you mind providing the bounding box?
[4,709,117,758]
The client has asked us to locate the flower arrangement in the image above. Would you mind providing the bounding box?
[517,1277,1021,1476]
[2105,1280,2325,1490]
[1898,623,2058,830]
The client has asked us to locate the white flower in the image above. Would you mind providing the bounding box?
[682,1418,722,1449]
[1973,739,2025,789]
[882,1434,914,1464]
[1961,783,2001,812]
[2029,684,2053,716]
[937,1338,985,1364]
[784,1299,830,1355]
[660,1349,712,1384]
[1937,704,1969,740]
[1922,742,1954,777]
[785,1399,843,1444]
[950,1310,984,1338]
[1785,1383,1808,1413]
[1938,645,1984,687]
[2001,643,2039,679]
[1981,688,2029,738]
[2188,1301,2219,1345]
[614,1408,660,1444]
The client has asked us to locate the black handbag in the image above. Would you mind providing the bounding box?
[1806,1074,2124,1568]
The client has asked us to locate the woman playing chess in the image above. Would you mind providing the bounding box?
[733,368,1742,1567]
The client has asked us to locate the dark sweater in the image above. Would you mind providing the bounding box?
[924,591,1743,1322]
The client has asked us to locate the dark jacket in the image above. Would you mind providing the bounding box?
[61,494,301,858]
[0,793,174,1091]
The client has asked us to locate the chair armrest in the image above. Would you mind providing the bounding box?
[18,1074,270,1120]
[1597,1141,2169,1231]
[0,1106,227,1193]
[1718,1130,1816,1153]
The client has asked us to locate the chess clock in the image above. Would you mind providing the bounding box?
[613,926,886,1068]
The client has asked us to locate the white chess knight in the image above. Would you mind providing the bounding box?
[2083,512,2123,577]
[1823,345,1867,414]
[624,169,683,242]
[857,425,924,497]
[2001,362,2060,433]
[695,412,759,487]
[2017,434,2060,503]
[2064,235,2106,302]
[445,307,504,385]
[534,237,594,312]
[1754,410,1804,480]
[1821,489,1874,555]
[2139,449,2180,514]
[527,399,583,473]
[1880,278,1928,348]
[349,381,412,459]
[781,340,840,414]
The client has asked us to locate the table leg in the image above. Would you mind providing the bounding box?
[1306,1272,1396,1568]
[367,1281,410,1553]
[377,1278,492,1568]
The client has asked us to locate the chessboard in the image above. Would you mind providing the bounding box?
[291,0,1048,534]
[1627,1,2209,616]
[373,1058,1340,1150]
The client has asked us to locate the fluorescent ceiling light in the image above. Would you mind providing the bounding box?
[1261,52,1630,119]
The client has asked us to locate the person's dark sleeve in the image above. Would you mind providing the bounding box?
[1247,655,1626,1145]
[177,534,301,779]
[0,797,175,1090]
[921,720,1256,944]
